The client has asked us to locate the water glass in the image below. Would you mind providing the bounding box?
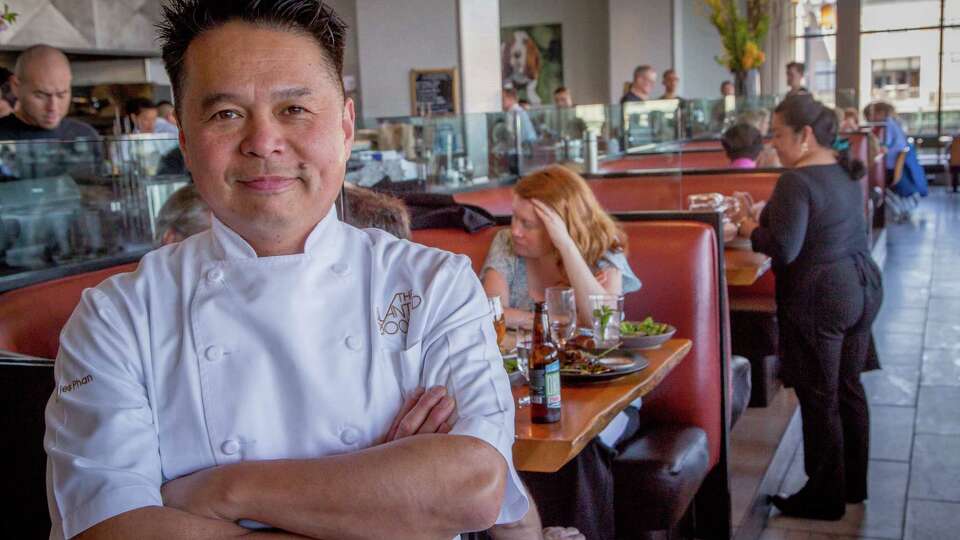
[514,323,532,408]
[489,296,506,347]
[545,287,576,349]
[589,293,621,347]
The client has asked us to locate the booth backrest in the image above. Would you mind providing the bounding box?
[601,151,730,173]
[452,169,786,218]
[454,186,515,217]
[409,226,503,275]
[412,220,724,468]
[0,263,138,358]
[618,220,722,466]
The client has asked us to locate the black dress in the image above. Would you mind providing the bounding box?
[751,164,883,508]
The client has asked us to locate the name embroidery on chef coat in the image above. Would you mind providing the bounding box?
[377,291,422,335]
[57,374,94,399]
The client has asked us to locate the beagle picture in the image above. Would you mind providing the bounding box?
[501,30,542,105]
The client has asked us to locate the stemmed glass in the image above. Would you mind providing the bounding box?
[489,296,506,348]
[546,287,577,354]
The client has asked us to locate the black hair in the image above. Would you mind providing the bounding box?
[125,97,157,116]
[721,123,763,161]
[786,61,805,76]
[157,0,347,112]
[774,93,865,180]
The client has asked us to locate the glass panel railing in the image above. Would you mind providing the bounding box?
[0,135,189,291]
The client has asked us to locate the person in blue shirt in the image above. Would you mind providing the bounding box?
[864,101,927,197]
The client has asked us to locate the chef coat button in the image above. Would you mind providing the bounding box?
[206,268,224,283]
[331,262,349,276]
[205,345,225,362]
[221,439,240,455]
[340,427,360,445]
[345,335,362,351]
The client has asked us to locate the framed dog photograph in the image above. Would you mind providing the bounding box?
[500,23,564,106]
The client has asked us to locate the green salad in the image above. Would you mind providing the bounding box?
[503,357,519,373]
[621,316,670,336]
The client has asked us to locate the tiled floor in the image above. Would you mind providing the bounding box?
[761,187,960,540]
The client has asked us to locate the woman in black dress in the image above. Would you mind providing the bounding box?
[739,94,883,520]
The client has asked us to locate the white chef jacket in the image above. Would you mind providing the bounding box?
[44,208,529,539]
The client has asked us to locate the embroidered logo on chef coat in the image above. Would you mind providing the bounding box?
[377,291,422,335]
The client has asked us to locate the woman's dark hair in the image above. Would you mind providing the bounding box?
[721,123,763,161]
[775,94,865,180]
[157,0,347,114]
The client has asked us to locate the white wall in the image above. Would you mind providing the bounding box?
[325,0,363,114]
[355,0,460,118]
[678,0,730,100]
[500,0,610,106]
[608,0,674,103]
[459,0,502,113]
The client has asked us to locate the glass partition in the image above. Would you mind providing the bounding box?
[0,135,189,291]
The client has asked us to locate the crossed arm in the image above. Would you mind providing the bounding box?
[76,388,506,540]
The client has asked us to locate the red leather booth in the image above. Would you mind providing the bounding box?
[0,263,138,359]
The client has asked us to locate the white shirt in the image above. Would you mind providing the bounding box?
[44,208,529,539]
[154,117,179,136]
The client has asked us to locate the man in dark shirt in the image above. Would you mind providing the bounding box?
[620,65,657,104]
[786,61,809,97]
[0,44,98,141]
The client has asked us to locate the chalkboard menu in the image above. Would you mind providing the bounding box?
[409,68,460,116]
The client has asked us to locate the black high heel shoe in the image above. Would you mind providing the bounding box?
[768,493,845,521]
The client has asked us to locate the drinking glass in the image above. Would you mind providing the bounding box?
[589,293,621,348]
[545,287,577,351]
[514,323,532,408]
[489,296,506,348]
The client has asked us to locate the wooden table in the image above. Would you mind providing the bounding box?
[725,249,772,286]
[511,338,692,473]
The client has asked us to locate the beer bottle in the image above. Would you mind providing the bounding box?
[530,301,561,423]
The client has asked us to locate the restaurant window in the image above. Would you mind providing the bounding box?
[792,0,838,105]
[871,57,921,101]
[860,0,960,136]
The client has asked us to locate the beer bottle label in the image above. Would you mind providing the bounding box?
[530,366,547,405]
[545,360,561,409]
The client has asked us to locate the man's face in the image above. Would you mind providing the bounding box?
[554,90,572,108]
[12,58,72,130]
[635,70,657,95]
[177,21,354,250]
[134,108,158,133]
[663,72,679,94]
[786,66,803,88]
[721,83,735,97]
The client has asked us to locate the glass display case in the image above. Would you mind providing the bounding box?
[0,135,188,292]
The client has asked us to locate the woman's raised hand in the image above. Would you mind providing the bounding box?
[531,199,574,250]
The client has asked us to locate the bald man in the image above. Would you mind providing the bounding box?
[0,44,98,141]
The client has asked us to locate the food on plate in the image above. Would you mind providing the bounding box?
[503,357,519,373]
[620,316,670,337]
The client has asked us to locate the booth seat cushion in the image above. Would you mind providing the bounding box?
[590,177,683,212]
[619,221,722,467]
[613,425,710,532]
[0,263,138,359]
[730,355,752,427]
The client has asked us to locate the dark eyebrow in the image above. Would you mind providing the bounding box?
[273,87,312,100]
[200,92,239,111]
[199,88,312,111]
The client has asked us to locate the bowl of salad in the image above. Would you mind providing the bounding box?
[620,317,676,349]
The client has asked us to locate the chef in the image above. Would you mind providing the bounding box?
[43,1,528,539]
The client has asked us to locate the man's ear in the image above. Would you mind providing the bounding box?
[178,124,191,171]
[9,75,19,99]
[342,97,356,157]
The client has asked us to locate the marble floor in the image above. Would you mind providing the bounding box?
[760,186,960,540]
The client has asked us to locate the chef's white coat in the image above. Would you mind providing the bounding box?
[44,208,529,539]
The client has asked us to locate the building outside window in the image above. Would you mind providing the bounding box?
[860,0,960,135]
[792,0,838,105]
